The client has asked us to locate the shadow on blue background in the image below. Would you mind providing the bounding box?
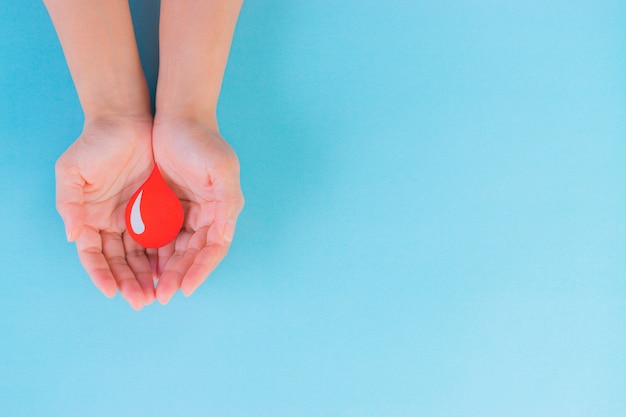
[0,1,625,416]
[129,0,160,111]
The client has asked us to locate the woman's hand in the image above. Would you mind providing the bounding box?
[151,117,244,304]
[56,117,156,310]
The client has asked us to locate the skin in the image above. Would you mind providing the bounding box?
[44,0,245,309]
[152,0,245,304]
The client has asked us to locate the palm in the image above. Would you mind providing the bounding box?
[56,118,155,309]
[76,129,149,229]
[152,119,244,303]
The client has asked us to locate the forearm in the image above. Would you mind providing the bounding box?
[155,0,244,127]
[43,0,151,122]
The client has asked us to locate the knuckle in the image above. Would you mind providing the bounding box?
[55,156,76,181]
[126,249,146,258]
[106,255,128,266]
[215,150,240,175]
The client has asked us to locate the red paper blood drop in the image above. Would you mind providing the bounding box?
[124,166,184,248]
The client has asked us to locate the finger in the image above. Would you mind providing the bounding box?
[206,199,243,246]
[182,202,237,296]
[55,161,86,242]
[157,240,175,278]
[101,232,145,310]
[180,242,229,297]
[75,226,117,298]
[210,168,244,244]
[213,166,244,220]
[145,248,158,282]
[123,233,155,305]
[155,229,197,304]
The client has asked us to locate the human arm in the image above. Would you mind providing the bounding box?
[44,0,155,309]
[152,0,245,303]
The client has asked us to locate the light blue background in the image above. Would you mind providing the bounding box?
[1,1,625,415]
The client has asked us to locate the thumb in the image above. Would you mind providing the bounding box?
[214,194,244,245]
[212,163,244,244]
[55,162,86,242]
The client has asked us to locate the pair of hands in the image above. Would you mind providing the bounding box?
[56,116,244,310]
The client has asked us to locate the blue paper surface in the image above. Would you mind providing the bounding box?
[0,1,625,415]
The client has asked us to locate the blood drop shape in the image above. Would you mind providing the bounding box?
[124,166,184,248]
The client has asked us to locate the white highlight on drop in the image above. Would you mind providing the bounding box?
[130,190,146,234]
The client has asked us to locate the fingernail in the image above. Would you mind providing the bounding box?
[65,227,72,242]
[144,294,154,306]
[223,220,235,242]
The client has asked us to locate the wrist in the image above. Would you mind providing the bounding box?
[84,110,153,128]
[83,107,152,127]
[81,76,152,123]
[154,83,219,130]
[82,112,153,138]
[153,106,219,133]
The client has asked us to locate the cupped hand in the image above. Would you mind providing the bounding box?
[55,117,156,310]
[151,117,244,304]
